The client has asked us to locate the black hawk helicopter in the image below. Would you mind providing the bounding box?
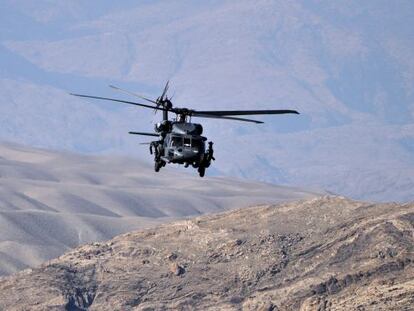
[71,82,299,177]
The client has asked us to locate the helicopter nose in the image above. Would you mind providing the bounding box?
[174,150,184,157]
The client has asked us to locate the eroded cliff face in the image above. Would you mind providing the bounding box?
[0,196,413,310]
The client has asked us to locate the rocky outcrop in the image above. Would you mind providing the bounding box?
[0,196,413,310]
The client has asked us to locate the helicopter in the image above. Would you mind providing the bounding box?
[71,82,299,177]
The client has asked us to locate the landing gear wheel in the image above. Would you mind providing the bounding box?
[198,166,205,177]
[154,161,162,172]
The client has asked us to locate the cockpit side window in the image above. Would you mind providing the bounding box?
[192,139,203,149]
[163,137,169,147]
[171,136,182,147]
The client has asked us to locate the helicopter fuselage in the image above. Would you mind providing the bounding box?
[153,121,212,168]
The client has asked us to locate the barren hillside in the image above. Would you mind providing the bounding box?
[0,142,316,276]
[0,196,412,310]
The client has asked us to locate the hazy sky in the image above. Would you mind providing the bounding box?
[0,1,413,201]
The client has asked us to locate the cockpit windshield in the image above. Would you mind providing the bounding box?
[170,136,203,149]
[171,136,183,147]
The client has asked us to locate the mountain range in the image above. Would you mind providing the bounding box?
[0,142,316,276]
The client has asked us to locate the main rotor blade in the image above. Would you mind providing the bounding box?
[192,113,263,124]
[194,109,299,116]
[160,80,169,100]
[109,85,158,104]
[70,93,168,112]
[129,131,159,137]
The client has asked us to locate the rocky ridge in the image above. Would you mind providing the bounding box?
[0,196,413,310]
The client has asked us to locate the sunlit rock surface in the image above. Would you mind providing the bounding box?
[1,196,412,310]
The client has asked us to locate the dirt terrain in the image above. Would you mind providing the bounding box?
[0,196,413,310]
